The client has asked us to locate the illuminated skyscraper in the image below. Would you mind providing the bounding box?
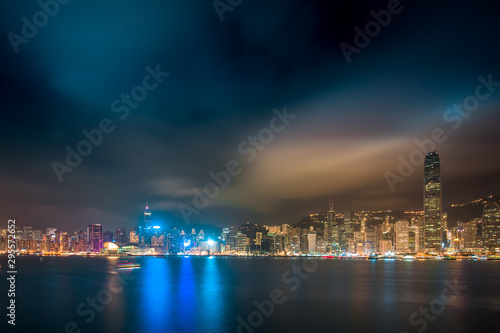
[424,151,442,252]
[290,227,301,252]
[482,201,500,250]
[409,225,419,253]
[129,230,139,244]
[103,231,113,243]
[22,226,33,240]
[237,232,248,253]
[46,228,57,239]
[115,228,127,243]
[463,219,480,249]
[395,220,409,253]
[140,202,153,245]
[256,232,263,246]
[307,232,317,253]
[144,201,152,228]
[326,199,335,248]
[87,224,103,253]
[326,199,341,252]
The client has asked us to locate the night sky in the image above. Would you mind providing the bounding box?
[1,0,500,232]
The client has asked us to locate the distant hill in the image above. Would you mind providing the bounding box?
[293,216,326,237]
[238,222,267,239]
[445,195,500,229]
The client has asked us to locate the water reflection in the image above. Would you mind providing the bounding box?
[101,257,127,333]
[176,256,197,332]
[199,257,224,331]
[140,257,170,331]
[13,256,498,333]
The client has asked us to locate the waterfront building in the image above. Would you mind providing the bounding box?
[22,226,33,240]
[0,229,7,251]
[261,235,275,253]
[307,232,317,253]
[115,228,127,243]
[482,201,500,249]
[416,217,425,251]
[365,226,378,252]
[237,232,248,253]
[316,237,327,253]
[395,220,409,253]
[256,232,263,246]
[379,239,393,253]
[462,220,475,249]
[103,231,113,244]
[88,224,103,253]
[409,225,419,253]
[129,230,139,244]
[300,228,309,252]
[290,227,301,252]
[61,231,70,252]
[452,222,464,251]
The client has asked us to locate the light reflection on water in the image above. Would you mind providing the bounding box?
[199,257,223,331]
[138,257,226,332]
[140,257,170,331]
[3,256,500,333]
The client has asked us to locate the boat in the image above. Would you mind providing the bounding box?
[368,254,378,260]
[380,252,397,260]
[117,263,141,269]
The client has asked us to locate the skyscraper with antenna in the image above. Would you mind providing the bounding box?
[140,201,153,245]
[327,199,336,252]
[424,152,442,252]
[144,201,152,228]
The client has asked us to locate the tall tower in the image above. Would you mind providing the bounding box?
[327,199,336,252]
[424,152,442,252]
[144,201,152,228]
[140,201,153,245]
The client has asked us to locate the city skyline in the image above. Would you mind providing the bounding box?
[8,189,500,237]
[5,191,499,255]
